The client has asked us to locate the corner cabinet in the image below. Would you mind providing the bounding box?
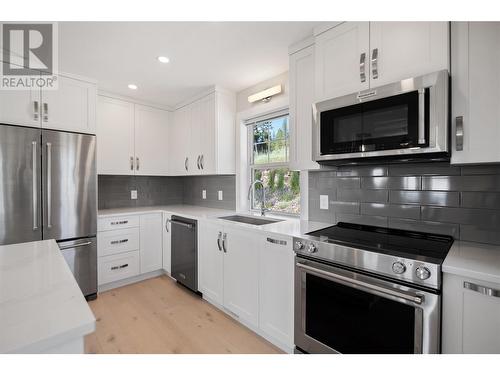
[162,213,172,274]
[289,43,319,171]
[451,22,500,164]
[314,22,449,101]
[97,95,170,175]
[0,72,97,134]
[169,89,236,176]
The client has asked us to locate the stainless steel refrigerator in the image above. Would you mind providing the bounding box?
[0,123,97,299]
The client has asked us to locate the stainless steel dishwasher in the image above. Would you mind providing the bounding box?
[170,215,198,292]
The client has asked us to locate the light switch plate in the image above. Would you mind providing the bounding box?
[131,190,138,200]
[202,190,207,200]
[320,195,329,210]
[218,190,223,201]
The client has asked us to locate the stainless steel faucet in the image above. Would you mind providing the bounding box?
[247,179,267,216]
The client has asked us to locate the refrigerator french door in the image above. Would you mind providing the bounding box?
[0,124,97,299]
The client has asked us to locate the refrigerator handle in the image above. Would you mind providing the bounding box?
[32,141,38,230]
[46,142,52,228]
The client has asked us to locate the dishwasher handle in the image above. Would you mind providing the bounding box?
[170,219,194,229]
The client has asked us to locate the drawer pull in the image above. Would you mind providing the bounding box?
[111,220,128,225]
[464,281,500,298]
[110,239,129,245]
[111,263,129,271]
[267,237,287,246]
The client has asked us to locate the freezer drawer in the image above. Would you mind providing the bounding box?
[59,237,97,299]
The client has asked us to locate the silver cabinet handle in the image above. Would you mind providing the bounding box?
[185,157,188,171]
[267,237,287,246]
[418,88,426,144]
[42,102,49,122]
[130,156,134,170]
[217,231,222,251]
[371,48,378,80]
[464,281,500,298]
[222,233,227,253]
[111,263,129,270]
[359,52,366,83]
[200,154,204,170]
[136,157,139,171]
[110,239,129,245]
[455,116,464,151]
[165,218,170,232]
[33,101,39,121]
[111,220,128,225]
[59,240,92,250]
[197,155,201,169]
[32,141,38,230]
[46,142,52,228]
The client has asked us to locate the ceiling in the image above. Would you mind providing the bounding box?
[58,22,319,108]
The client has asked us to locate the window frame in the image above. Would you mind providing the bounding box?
[246,111,300,217]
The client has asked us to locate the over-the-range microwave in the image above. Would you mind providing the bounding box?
[312,70,449,164]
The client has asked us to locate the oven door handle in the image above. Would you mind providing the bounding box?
[296,262,423,305]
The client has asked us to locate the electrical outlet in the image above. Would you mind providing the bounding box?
[202,190,207,200]
[320,195,329,210]
[218,190,223,201]
[131,190,138,200]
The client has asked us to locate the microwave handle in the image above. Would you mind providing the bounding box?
[418,88,426,144]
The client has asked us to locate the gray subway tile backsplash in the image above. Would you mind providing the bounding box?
[98,174,236,211]
[309,162,500,245]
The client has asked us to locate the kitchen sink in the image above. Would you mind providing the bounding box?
[218,215,283,226]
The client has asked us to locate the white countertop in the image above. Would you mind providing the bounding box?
[0,240,96,353]
[443,241,500,285]
[98,205,332,238]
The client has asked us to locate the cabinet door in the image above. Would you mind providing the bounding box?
[259,235,294,349]
[41,74,97,134]
[0,82,41,128]
[223,225,259,328]
[289,44,319,171]
[162,213,172,274]
[198,93,216,175]
[96,96,135,175]
[369,22,449,88]
[134,104,170,175]
[189,99,203,174]
[139,213,163,274]
[170,106,191,175]
[451,22,500,164]
[198,220,224,305]
[314,22,369,101]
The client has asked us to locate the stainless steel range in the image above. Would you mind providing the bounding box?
[293,222,453,354]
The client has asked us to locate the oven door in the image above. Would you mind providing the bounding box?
[294,257,440,354]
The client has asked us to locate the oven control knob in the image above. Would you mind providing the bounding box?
[295,241,304,250]
[392,261,406,274]
[307,243,317,253]
[415,266,431,280]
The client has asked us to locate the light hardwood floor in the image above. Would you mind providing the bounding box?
[84,275,283,354]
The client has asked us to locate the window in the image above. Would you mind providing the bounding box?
[247,112,300,215]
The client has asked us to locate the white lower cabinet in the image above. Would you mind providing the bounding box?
[97,213,163,288]
[162,213,172,274]
[442,273,500,353]
[259,234,294,349]
[198,221,294,351]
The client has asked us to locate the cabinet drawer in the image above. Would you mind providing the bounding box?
[98,215,139,232]
[98,250,140,285]
[98,228,139,257]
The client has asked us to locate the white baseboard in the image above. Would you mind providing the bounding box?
[98,269,166,293]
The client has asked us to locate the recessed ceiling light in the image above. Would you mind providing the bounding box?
[128,84,138,90]
[157,56,170,64]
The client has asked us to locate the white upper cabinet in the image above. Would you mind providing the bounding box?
[369,22,449,88]
[170,89,235,176]
[134,104,170,176]
[97,96,135,175]
[451,22,500,164]
[41,74,97,134]
[315,22,370,101]
[0,84,41,128]
[313,22,449,101]
[289,43,319,171]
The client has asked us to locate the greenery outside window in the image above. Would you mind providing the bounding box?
[247,112,300,215]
